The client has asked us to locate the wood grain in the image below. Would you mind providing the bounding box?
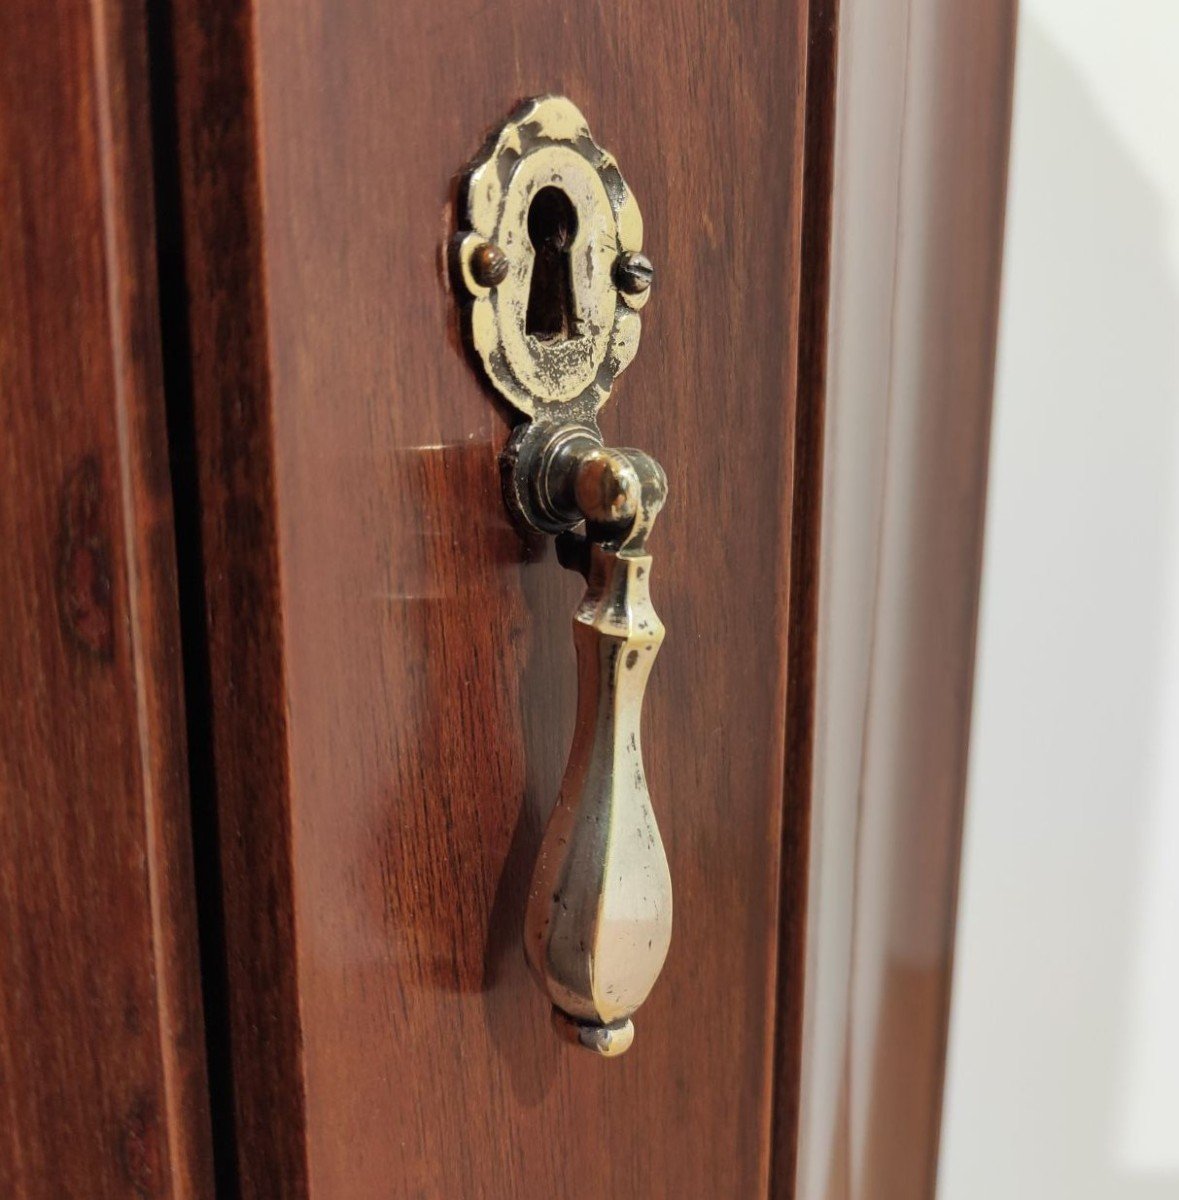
[0,1,212,1196]
[166,0,812,1195]
[788,1,1017,1198]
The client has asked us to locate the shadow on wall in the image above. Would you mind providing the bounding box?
[941,13,1179,1200]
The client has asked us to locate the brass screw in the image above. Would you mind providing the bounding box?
[470,241,509,288]
[615,251,654,296]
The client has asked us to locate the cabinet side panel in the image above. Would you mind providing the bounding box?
[787,1,1017,1197]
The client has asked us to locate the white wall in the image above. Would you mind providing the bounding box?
[939,3,1179,1197]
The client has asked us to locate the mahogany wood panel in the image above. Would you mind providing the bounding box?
[0,2,212,1196]
[166,0,812,1195]
[788,1,1016,1198]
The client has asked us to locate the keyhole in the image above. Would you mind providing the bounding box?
[526,187,580,342]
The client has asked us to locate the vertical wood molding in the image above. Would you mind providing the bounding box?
[0,1,212,1195]
[162,0,311,1193]
[784,1,1017,1197]
[773,0,841,1192]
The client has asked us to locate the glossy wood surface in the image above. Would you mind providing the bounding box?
[0,2,212,1195]
[790,1,1016,1197]
[166,0,812,1195]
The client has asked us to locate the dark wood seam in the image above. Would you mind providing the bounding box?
[769,0,840,1195]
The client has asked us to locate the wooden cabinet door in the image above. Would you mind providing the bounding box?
[162,1,813,1196]
[0,0,1014,1195]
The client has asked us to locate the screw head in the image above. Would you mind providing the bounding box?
[615,251,654,296]
[470,241,509,288]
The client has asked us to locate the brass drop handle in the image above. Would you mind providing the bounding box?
[451,96,671,1054]
[509,426,671,1056]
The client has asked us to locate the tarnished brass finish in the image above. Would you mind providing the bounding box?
[453,95,649,421]
[522,431,669,1056]
[570,446,640,525]
[452,98,670,1056]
